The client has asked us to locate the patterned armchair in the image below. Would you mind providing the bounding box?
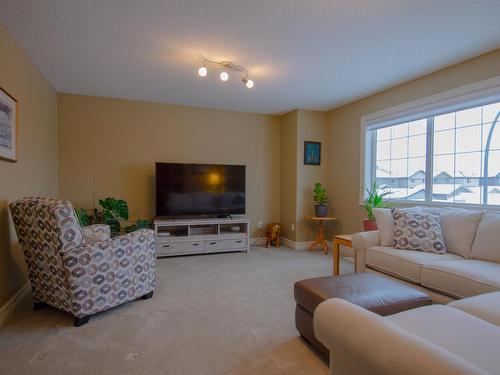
[9,197,156,326]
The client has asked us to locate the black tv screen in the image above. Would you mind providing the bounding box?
[155,163,246,216]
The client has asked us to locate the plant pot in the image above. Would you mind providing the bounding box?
[315,205,328,217]
[363,219,378,231]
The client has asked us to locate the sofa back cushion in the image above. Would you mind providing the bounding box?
[374,208,394,246]
[471,212,500,263]
[438,208,483,258]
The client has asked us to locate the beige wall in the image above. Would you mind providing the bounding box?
[58,94,281,236]
[279,110,298,241]
[279,109,329,242]
[296,110,329,242]
[0,24,58,306]
[327,49,500,235]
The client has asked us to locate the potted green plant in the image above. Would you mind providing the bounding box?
[75,197,152,237]
[313,182,329,217]
[363,181,390,231]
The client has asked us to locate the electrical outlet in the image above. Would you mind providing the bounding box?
[258,221,263,229]
[291,223,295,231]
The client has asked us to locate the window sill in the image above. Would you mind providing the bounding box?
[358,199,500,211]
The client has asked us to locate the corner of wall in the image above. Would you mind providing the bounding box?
[279,110,298,241]
[279,109,330,243]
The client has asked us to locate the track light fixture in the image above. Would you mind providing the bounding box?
[197,55,254,88]
[220,71,229,82]
[242,75,254,89]
[198,65,207,77]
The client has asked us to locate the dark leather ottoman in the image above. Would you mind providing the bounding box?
[294,272,432,357]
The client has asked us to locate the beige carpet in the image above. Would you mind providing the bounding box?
[0,246,353,375]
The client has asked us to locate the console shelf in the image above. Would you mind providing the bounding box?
[154,217,250,257]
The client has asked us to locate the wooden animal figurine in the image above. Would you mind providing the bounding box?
[266,223,281,248]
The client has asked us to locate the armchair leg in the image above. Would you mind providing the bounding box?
[141,291,154,300]
[74,316,90,327]
[33,301,47,311]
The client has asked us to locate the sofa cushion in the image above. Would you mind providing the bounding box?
[366,246,462,284]
[448,292,500,327]
[392,209,446,253]
[387,305,500,375]
[471,212,500,263]
[438,208,483,258]
[421,259,500,299]
[374,208,394,246]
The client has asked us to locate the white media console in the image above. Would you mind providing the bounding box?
[154,217,250,257]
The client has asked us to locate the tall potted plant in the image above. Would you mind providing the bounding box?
[363,181,390,231]
[313,182,329,217]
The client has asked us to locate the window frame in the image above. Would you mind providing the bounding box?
[360,75,500,208]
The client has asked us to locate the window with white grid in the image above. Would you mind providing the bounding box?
[365,99,500,206]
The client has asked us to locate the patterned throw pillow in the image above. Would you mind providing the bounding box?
[392,208,447,253]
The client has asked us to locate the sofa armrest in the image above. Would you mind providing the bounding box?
[82,224,111,244]
[62,229,156,317]
[313,298,487,375]
[352,231,380,272]
[72,228,156,259]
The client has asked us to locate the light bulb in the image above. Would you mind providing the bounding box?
[198,66,207,77]
[245,79,254,88]
[220,71,229,82]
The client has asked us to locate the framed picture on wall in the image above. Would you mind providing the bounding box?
[0,88,18,162]
[304,141,321,165]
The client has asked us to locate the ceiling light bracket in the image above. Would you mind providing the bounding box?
[198,55,253,88]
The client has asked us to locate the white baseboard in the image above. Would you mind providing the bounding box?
[280,238,355,257]
[0,282,30,326]
[280,237,296,249]
[281,237,315,250]
[250,237,304,249]
[250,237,354,257]
[249,237,267,246]
[281,238,333,250]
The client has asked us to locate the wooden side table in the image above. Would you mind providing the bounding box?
[305,216,337,254]
[332,234,354,276]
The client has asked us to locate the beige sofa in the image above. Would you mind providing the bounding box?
[353,208,500,302]
[314,291,500,375]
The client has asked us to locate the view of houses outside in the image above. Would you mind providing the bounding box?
[375,101,500,205]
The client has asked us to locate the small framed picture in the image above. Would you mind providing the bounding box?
[304,141,321,165]
[0,88,18,162]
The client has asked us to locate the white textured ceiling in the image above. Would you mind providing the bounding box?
[1,0,500,114]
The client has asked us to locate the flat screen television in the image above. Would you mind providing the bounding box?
[155,162,246,217]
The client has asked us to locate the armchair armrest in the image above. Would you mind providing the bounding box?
[313,299,486,375]
[82,224,111,244]
[352,231,380,272]
[62,229,156,317]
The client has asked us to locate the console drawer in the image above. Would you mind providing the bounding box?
[157,241,186,256]
[205,238,247,252]
[186,240,205,253]
[157,239,205,256]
